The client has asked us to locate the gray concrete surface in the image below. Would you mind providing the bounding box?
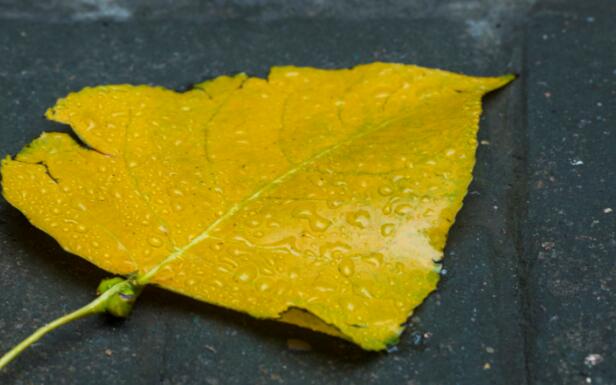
[0,0,613,384]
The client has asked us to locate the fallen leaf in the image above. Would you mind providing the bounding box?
[1,63,513,350]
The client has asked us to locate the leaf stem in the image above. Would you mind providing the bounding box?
[0,279,131,371]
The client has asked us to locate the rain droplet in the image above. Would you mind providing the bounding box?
[346,210,370,229]
[338,258,355,277]
[355,286,374,299]
[363,252,384,268]
[236,272,250,282]
[76,224,87,233]
[382,202,393,215]
[210,242,223,251]
[320,242,351,260]
[394,203,413,215]
[380,223,396,236]
[327,200,343,209]
[310,216,332,232]
[148,237,163,248]
[234,268,255,283]
[231,247,247,256]
[293,206,331,232]
[378,185,393,196]
[257,279,272,292]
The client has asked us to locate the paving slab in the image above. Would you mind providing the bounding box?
[524,1,616,384]
[0,1,613,384]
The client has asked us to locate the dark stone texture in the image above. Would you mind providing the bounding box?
[523,1,616,384]
[0,0,613,384]
[0,0,533,22]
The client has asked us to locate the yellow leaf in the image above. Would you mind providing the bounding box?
[1,63,513,350]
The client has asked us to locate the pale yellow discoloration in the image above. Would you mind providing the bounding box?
[1,63,513,350]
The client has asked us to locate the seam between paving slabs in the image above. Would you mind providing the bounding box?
[513,18,534,385]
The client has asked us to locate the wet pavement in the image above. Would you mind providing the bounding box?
[0,1,614,384]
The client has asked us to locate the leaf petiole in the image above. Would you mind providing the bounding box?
[0,279,133,371]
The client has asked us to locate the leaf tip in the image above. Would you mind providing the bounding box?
[483,73,516,92]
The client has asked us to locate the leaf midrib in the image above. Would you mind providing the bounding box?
[137,113,406,285]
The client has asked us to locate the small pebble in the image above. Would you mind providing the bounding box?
[584,353,604,367]
[541,241,555,251]
[570,159,584,166]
